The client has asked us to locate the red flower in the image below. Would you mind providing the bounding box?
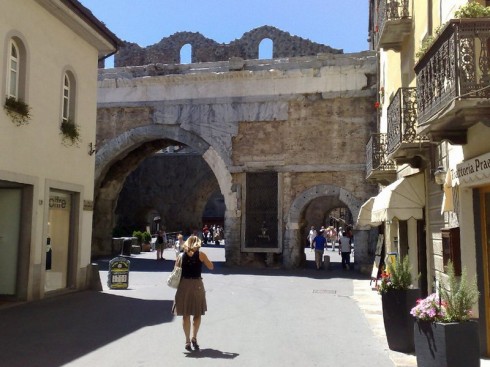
[374,101,380,109]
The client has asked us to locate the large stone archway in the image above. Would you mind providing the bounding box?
[93,28,378,267]
[93,124,240,263]
[283,184,363,268]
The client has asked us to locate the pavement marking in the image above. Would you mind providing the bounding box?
[312,289,336,294]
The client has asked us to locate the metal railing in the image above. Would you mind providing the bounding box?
[375,0,411,47]
[386,87,428,153]
[415,19,490,124]
[366,133,396,176]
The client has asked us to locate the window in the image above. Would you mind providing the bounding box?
[7,39,19,99]
[61,71,76,123]
[258,38,273,60]
[62,74,70,122]
[180,44,191,64]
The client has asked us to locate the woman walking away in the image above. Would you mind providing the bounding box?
[172,235,214,352]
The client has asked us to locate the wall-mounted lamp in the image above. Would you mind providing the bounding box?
[88,142,97,156]
[434,166,447,185]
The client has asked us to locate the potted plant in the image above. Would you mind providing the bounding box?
[4,96,31,125]
[142,231,151,252]
[411,261,480,367]
[378,255,421,353]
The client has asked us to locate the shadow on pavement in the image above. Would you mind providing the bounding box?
[0,291,173,367]
[184,348,239,359]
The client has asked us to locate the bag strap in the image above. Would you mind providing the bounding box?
[175,253,183,267]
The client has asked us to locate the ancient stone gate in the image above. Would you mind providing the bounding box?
[93,27,378,268]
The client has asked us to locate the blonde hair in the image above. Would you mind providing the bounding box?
[177,234,183,240]
[183,235,202,252]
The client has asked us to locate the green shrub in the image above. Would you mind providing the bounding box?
[4,97,31,125]
[440,261,479,322]
[132,230,143,243]
[142,231,151,244]
[455,1,490,18]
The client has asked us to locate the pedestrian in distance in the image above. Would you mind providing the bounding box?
[172,235,214,352]
[174,233,184,258]
[339,231,352,270]
[313,229,327,270]
[156,230,165,260]
[308,226,317,252]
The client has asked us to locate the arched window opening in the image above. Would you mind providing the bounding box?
[7,39,20,99]
[61,71,77,123]
[180,44,192,64]
[62,74,70,122]
[258,38,273,60]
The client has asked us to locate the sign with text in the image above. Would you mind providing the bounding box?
[453,151,490,187]
[108,257,130,289]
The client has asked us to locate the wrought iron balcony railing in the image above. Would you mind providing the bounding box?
[415,19,490,129]
[386,87,428,155]
[366,133,396,182]
[375,0,411,50]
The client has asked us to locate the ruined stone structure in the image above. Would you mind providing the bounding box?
[94,28,377,269]
[115,26,342,67]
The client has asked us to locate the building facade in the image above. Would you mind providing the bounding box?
[363,0,490,356]
[0,0,119,302]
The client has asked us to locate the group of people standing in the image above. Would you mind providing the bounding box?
[308,225,353,270]
[202,224,223,245]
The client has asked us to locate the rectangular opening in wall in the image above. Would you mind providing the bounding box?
[245,172,278,249]
[441,227,461,276]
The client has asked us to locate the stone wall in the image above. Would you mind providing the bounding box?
[115,152,220,235]
[115,26,342,67]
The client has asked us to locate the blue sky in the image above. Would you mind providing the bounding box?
[79,0,369,66]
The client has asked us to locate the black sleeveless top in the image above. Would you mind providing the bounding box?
[181,250,202,278]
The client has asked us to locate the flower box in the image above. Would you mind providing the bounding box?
[382,288,421,352]
[414,319,480,367]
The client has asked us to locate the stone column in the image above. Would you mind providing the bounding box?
[353,227,379,275]
[224,211,241,266]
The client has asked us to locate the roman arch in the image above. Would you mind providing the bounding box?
[93,27,378,269]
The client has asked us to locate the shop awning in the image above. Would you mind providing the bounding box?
[372,173,425,223]
[356,197,381,228]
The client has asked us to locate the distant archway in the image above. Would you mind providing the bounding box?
[180,43,192,64]
[258,38,273,59]
[283,184,362,268]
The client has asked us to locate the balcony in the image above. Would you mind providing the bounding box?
[375,0,412,51]
[415,19,490,144]
[387,87,430,167]
[366,133,396,184]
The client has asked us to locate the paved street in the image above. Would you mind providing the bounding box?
[20,243,490,367]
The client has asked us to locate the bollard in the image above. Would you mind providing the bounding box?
[323,255,330,270]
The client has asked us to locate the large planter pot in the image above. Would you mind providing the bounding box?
[381,288,421,352]
[414,319,480,367]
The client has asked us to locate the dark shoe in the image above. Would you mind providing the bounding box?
[185,342,192,351]
[191,338,200,351]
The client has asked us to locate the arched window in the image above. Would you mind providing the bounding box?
[62,74,70,122]
[5,36,27,102]
[258,38,273,60]
[61,71,76,123]
[7,39,20,99]
[180,43,192,64]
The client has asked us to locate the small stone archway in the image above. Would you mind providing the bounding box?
[92,124,240,263]
[283,184,362,268]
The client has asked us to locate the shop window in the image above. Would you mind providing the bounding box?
[441,227,461,276]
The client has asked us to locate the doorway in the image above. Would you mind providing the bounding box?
[480,186,490,355]
[45,190,74,292]
[0,188,22,295]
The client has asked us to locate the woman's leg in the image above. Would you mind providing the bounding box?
[192,315,201,339]
[182,316,191,342]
